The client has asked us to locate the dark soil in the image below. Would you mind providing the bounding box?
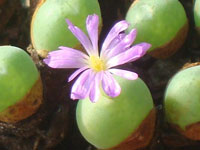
[1,0,200,150]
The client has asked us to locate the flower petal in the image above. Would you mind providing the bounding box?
[102,71,121,98]
[101,20,129,53]
[100,33,125,58]
[128,43,151,62]
[43,47,89,68]
[86,14,99,55]
[89,72,102,102]
[135,42,151,53]
[106,33,126,50]
[59,46,89,59]
[106,29,137,59]
[106,45,147,68]
[68,66,89,82]
[71,69,95,100]
[109,69,138,80]
[66,19,93,55]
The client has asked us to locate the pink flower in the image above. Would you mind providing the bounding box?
[44,14,151,102]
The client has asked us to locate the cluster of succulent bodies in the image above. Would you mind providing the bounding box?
[1,0,200,149]
[0,46,43,123]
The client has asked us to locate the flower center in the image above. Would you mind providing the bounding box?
[89,55,106,72]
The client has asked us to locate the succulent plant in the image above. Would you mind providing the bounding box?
[0,46,43,123]
[76,76,155,150]
[31,0,101,58]
[164,65,200,140]
[125,0,188,59]
[194,0,200,33]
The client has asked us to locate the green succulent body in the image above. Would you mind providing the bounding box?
[125,0,187,52]
[164,65,200,130]
[76,76,154,149]
[31,0,101,55]
[194,0,200,27]
[0,46,39,112]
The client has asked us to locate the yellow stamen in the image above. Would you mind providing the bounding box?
[89,55,106,72]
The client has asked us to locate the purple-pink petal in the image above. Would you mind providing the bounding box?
[59,46,89,59]
[106,45,145,68]
[42,14,153,103]
[134,42,151,53]
[109,69,138,80]
[43,48,88,68]
[105,33,126,50]
[71,69,95,100]
[105,29,137,59]
[102,71,121,98]
[66,19,93,55]
[89,72,102,102]
[86,14,99,55]
[101,20,129,53]
[100,33,126,59]
[68,66,89,82]
[127,43,151,62]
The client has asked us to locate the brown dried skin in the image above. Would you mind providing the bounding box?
[30,0,46,58]
[36,49,49,58]
[35,0,46,7]
[172,122,200,141]
[181,62,200,70]
[106,108,156,150]
[30,0,44,18]
[162,125,200,148]
[0,77,43,123]
[149,21,189,59]
[129,0,139,9]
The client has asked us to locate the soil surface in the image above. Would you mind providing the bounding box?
[1,0,200,150]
